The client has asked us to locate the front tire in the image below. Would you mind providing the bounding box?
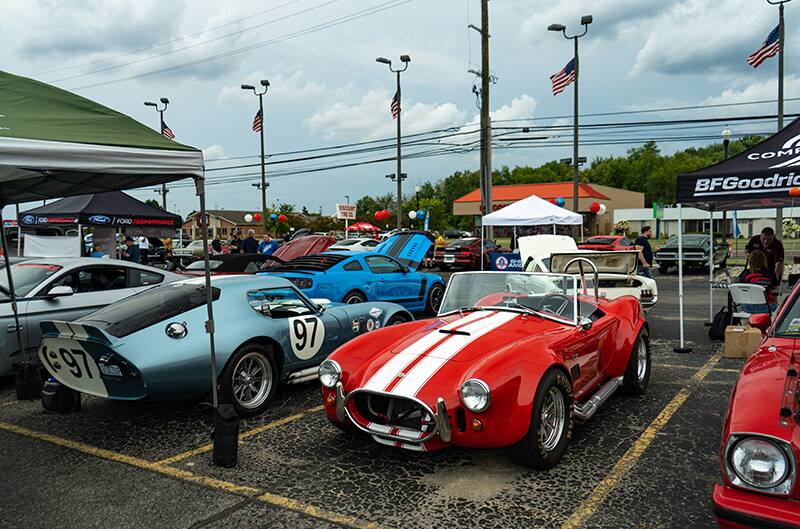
[220,345,277,417]
[386,313,409,326]
[622,330,651,395]
[506,369,574,469]
[425,283,445,316]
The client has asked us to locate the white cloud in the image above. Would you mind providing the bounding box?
[202,144,226,161]
[218,68,328,104]
[304,88,466,140]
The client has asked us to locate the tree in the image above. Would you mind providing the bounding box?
[145,198,163,210]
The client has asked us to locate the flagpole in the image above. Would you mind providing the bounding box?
[144,98,170,210]
[768,0,791,235]
[241,80,270,234]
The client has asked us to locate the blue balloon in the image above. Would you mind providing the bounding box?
[555,197,565,207]
[269,213,278,221]
[416,209,425,219]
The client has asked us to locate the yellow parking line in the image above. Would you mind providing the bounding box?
[561,354,720,529]
[0,419,387,529]
[156,405,324,466]
[654,362,739,373]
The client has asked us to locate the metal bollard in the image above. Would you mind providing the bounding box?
[212,404,239,468]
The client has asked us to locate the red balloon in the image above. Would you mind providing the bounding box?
[374,211,382,220]
[278,214,287,223]
[253,213,262,221]
[790,187,800,197]
[383,209,390,219]
[589,202,601,214]
[549,199,557,205]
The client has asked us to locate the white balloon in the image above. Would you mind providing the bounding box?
[598,204,607,215]
[408,210,417,219]
[244,213,254,223]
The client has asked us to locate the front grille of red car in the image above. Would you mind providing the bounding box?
[346,390,437,441]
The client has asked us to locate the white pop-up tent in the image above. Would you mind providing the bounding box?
[479,194,583,269]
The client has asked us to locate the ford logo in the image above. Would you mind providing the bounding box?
[21,215,35,224]
[88,215,111,224]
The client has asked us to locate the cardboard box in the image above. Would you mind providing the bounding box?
[724,326,763,358]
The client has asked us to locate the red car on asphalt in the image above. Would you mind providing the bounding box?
[319,261,651,468]
[712,293,800,528]
[434,238,503,270]
[577,235,635,251]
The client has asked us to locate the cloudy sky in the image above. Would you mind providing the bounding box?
[2,0,799,218]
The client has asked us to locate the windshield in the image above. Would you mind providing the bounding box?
[185,260,223,270]
[80,282,221,338]
[584,237,616,245]
[439,272,579,323]
[448,238,477,247]
[333,239,360,246]
[0,263,63,298]
[663,235,708,247]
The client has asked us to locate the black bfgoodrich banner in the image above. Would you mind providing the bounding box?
[677,116,800,209]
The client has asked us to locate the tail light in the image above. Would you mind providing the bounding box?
[459,250,471,256]
[288,277,313,289]
[640,289,653,300]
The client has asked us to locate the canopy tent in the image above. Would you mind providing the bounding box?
[347,221,380,232]
[19,191,182,228]
[673,117,800,352]
[479,194,583,270]
[0,71,220,424]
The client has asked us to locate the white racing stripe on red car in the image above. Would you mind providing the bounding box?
[390,311,519,398]
[362,311,490,393]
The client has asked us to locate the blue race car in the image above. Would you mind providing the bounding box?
[259,231,445,315]
[37,275,412,416]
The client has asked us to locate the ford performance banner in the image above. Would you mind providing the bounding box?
[677,117,800,209]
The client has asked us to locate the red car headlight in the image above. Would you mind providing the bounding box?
[460,379,491,412]
[725,435,794,494]
[318,360,341,388]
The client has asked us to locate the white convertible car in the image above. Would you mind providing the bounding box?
[518,235,658,311]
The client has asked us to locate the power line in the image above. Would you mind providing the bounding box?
[69,0,414,90]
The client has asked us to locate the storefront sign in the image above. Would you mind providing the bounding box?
[336,203,356,220]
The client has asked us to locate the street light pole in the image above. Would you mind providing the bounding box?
[144,97,170,209]
[377,55,411,229]
[241,80,270,233]
[549,15,592,231]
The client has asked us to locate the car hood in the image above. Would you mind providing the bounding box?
[373,230,434,271]
[348,309,566,403]
[727,338,798,444]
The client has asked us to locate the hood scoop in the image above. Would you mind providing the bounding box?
[439,329,470,336]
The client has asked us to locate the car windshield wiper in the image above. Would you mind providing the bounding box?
[497,301,540,316]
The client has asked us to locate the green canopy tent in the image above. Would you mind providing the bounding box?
[0,71,220,416]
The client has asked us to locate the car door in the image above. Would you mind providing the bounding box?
[22,265,164,352]
[364,255,417,304]
[561,304,616,396]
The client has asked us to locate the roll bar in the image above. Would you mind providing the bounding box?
[562,257,599,304]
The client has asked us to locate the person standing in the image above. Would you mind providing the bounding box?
[746,226,784,287]
[634,226,654,278]
[137,236,150,264]
[121,236,141,263]
[228,231,242,254]
[242,229,259,254]
[258,234,279,256]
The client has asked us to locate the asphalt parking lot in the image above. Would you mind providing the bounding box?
[0,271,741,529]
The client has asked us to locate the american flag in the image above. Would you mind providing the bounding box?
[390,91,400,119]
[252,109,263,132]
[160,118,175,139]
[748,25,780,68]
[550,59,575,96]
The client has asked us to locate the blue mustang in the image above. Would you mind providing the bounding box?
[259,231,445,315]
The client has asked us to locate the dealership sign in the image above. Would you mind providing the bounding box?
[677,118,800,207]
[336,203,356,220]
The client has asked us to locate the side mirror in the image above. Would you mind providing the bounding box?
[749,313,771,332]
[578,317,593,331]
[46,285,74,298]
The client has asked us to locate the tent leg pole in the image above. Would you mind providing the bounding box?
[15,204,20,257]
[708,208,714,325]
[552,223,556,235]
[1,205,35,396]
[196,176,239,468]
[674,203,691,353]
[480,225,484,271]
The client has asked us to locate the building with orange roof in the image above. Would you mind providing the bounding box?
[453,182,644,235]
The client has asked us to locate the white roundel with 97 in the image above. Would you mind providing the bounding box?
[288,315,325,360]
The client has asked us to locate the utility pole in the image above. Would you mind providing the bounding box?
[144,97,170,209]
[480,0,492,236]
[241,80,270,233]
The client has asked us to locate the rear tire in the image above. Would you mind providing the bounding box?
[424,283,445,316]
[506,369,573,469]
[622,330,651,396]
[342,290,367,304]
[386,313,410,326]
[220,344,277,417]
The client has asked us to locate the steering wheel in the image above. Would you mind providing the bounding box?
[538,293,571,316]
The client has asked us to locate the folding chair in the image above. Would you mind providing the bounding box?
[728,283,769,324]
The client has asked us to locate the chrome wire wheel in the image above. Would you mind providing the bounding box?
[232,352,273,410]
[636,339,648,383]
[538,387,566,451]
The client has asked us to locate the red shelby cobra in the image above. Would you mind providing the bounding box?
[319,257,651,468]
[712,293,800,528]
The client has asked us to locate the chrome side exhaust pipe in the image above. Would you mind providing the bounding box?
[573,376,622,422]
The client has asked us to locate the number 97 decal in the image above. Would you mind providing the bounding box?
[288,315,325,360]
